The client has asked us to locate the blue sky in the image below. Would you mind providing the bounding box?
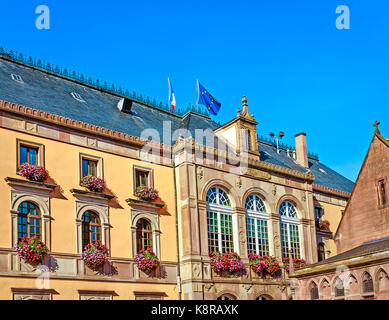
[2,0,388,181]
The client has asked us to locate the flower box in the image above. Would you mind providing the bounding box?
[210,251,245,276]
[248,253,281,277]
[80,175,105,193]
[17,163,48,182]
[82,241,108,271]
[134,186,158,201]
[316,219,331,232]
[15,236,48,265]
[282,257,307,272]
[135,248,160,274]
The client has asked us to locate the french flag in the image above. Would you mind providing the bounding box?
[168,77,176,112]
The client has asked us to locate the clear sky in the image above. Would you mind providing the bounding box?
[2,0,388,181]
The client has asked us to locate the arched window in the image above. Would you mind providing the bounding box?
[334,277,345,297]
[318,243,326,262]
[217,294,235,300]
[363,273,374,293]
[246,195,270,256]
[81,211,101,249]
[279,201,301,258]
[17,201,41,240]
[136,219,153,252]
[310,282,319,300]
[256,295,271,300]
[206,187,234,253]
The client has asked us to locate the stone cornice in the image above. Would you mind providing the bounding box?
[5,177,57,191]
[173,138,316,183]
[0,99,171,154]
[312,183,351,199]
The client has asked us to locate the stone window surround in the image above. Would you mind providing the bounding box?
[127,199,162,259]
[79,152,104,180]
[11,288,58,300]
[78,290,116,300]
[16,138,45,168]
[376,177,388,207]
[133,291,166,300]
[6,177,56,249]
[72,190,111,255]
[133,164,154,190]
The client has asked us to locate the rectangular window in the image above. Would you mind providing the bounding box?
[246,216,269,256]
[281,222,300,259]
[82,159,98,177]
[79,154,103,179]
[314,206,324,220]
[133,166,154,190]
[17,139,44,168]
[379,180,387,206]
[207,211,233,253]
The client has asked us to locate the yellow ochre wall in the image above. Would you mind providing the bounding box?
[315,199,345,257]
[0,127,179,299]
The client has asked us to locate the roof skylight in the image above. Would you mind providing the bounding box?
[10,73,23,83]
[71,92,84,102]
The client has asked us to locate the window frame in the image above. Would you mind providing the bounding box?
[136,218,153,252]
[245,194,271,256]
[79,153,103,180]
[206,187,235,254]
[377,178,388,207]
[279,201,302,259]
[11,74,24,83]
[81,210,102,249]
[16,139,45,169]
[133,165,154,190]
[17,201,42,240]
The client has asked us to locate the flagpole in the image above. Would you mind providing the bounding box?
[196,78,199,109]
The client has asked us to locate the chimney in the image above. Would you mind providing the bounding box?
[294,132,308,168]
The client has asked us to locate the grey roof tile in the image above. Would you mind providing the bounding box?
[0,56,354,194]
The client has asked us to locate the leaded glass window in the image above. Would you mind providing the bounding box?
[136,219,153,252]
[279,201,301,258]
[246,195,270,256]
[81,211,101,249]
[206,188,234,253]
[17,201,41,240]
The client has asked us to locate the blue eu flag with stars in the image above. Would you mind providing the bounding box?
[197,80,221,116]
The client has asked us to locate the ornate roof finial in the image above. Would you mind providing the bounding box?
[242,95,248,113]
[239,95,256,122]
[373,120,381,134]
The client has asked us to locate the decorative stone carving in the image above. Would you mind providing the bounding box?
[272,184,277,196]
[80,295,112,300]
[301,190,306,202]
[235,176,242,189]
[14,294,51,300]
[192,263,201,279]
[243,283,253,292]
[204,283,215,292]
[198,167,204,180]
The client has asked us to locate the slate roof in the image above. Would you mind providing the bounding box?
[314,237,389,265]
[0,54,354,194]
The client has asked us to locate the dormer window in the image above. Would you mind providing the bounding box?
[11,74,23,83]
[71,92,84,102]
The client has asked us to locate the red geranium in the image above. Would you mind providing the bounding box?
[136,248,160,274]
[210,251,245,274]
[82,240,108,270]
[248,253,281,276]
[15,236,48,265]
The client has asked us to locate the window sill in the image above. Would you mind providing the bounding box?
[70,188,115,200]
[126,198,164,209]
[5,177,56,191]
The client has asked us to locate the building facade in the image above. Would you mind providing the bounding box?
[290,124,389,300]
[0,49,353,299]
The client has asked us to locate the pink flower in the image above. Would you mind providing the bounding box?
[134,186,158,201]
[17,163,48,182]
[80,175,106,192]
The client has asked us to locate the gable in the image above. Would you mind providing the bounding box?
[335,132,389,253]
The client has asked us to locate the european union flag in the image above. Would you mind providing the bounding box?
[197,80,221,115]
